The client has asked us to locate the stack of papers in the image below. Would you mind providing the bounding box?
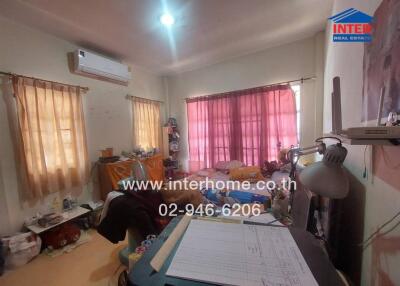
[166,219,318,286]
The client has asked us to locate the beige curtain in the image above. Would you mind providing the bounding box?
[13,76,90,198]
[131,97,161,151]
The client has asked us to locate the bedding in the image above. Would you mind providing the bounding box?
[214,160,244,173]
[201,188,268,206]
[184,163,275,206]
[160,187,203,207]
[162,161,290,208]
[229,166,264,182]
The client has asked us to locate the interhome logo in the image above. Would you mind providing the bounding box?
[329,8,373,42]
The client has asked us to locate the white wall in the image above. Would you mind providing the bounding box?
[324,1,400,285]
[0,16,165,235]
[167,34,325,170]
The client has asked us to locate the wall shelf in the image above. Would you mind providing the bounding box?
[324,133,398,146]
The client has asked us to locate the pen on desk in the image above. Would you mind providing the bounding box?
[243,220,287,227]
[193,216,242,224]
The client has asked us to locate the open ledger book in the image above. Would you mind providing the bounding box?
[166,219,318,286]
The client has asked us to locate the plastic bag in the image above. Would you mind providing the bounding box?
[1,232,41,269]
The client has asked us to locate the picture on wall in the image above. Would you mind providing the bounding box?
[362,0,400,122]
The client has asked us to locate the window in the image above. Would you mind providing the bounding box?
[131,97,161,151]
[13,76,89,198]
[291,84,301,143]
[187,85,298,172]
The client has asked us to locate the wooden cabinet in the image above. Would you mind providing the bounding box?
[98,154,164,200]
[140,154,165,182]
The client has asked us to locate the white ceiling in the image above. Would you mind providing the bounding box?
[0,0,333,75]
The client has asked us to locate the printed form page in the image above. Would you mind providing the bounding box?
[166,219,318,286]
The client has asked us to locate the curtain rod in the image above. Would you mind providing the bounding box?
[184,76,316,101]
[125,94,164,103]
[0,71,89,93]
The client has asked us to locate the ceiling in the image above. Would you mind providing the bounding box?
[0,0,333,75]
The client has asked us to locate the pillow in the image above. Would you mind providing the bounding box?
[215,160,244,172]
[226,160,245,170]
[196,169,214,177]
[229,166,264,182]
[214,161,229,171]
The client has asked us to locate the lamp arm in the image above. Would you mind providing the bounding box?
[287,142,326,163]
[299,148,323,156]
[287,142,326,213]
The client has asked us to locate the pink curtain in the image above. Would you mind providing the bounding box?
[187,85,298,172]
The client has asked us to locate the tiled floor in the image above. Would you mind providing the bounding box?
[0,229,127,286]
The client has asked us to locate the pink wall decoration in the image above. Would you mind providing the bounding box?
[362,0,400,122]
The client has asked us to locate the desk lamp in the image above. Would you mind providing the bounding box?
[288,137,349,202]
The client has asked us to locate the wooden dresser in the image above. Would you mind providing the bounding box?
[98,154,164,200]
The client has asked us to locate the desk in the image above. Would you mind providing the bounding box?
[128,216,344,286]
[26,206,90,234]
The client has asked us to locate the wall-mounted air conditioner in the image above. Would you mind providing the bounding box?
[72,49,131,85]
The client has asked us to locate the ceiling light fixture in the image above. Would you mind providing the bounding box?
[160,13,175,27]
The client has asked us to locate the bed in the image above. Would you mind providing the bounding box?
[163,160,290,209]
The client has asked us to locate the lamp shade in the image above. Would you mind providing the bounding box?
[299,144,349,199]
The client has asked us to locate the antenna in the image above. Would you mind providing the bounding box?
[332,77,342,134]
[377,86,385,126]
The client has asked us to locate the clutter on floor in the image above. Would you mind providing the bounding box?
[0,229,126,286]
[41,222,81,250]
[1,232,41,269]
[44,230,92,258]
[0,194,104,276]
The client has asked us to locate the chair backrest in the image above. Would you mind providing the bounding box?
[131,160,149,181]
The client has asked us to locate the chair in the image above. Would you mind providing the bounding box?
[118,228,143,266]
[118,160,149,267]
